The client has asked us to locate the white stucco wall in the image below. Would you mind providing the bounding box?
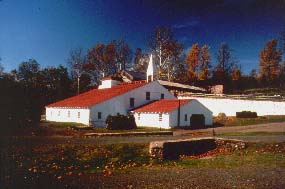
[179,96,285,116]
[89,81,176,127]
[134,99,212,129]
[98,79,121,89]
[169,100,213,127]
[46,107,90,125]
[134,113,170,129]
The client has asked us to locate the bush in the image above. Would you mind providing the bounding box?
[105,113,137,130]
[236,111,257,118]
[217,112,227,121]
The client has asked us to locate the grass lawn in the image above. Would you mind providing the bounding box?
[217,132,285,137]
[1,134,285,188]
[214,115,285,127]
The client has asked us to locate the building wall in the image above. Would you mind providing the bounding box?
[98,79,121,89]
[179,97,285,116]
[89,81,176,127]
[46,107,90,125]
[169,100,213,127]
[134,113,170,129]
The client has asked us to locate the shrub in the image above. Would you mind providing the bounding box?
[105,113,137,130]
[217,112,227,121]
[236,111,257,118]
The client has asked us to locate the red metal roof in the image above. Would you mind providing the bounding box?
[47,82,147,108]
[133,99,192,113]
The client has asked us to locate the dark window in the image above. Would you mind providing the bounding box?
[161,93,164,99]
[146,92,150,100]
[77,112,80,118]
[68,111,70,117]
[98,112,102,119]
[130,98,135,108]
[58,111,60,116]
[184,114,187,121]
[159,113,162,121]
[138,113,140,120]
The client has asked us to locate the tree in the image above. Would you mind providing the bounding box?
[216,43,236,73]
[86,41,119,80]
[149,26,183,81]
[259,39,282,83]
[67,48,86,94]
[231,65,241,81]
[171,57,188,83]
[114,40,132,71]
[199,45,211,80]
[40,65,72,102]
[133,48,149,73]
[0,57,4,76]
[213,42,238,84]
[17,59,40,87]
[186,43,200,82]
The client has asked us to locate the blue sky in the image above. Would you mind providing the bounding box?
[0,0,284,73]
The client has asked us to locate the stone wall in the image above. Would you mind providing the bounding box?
[149,137,246,160]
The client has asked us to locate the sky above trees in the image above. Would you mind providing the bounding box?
[0,0,285,73]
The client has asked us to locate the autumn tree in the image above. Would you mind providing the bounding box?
[231,65,242,81]
[149,26,183,81]
[186,43,200,82]
[86,42,116,81]
[199,45,211,80]
[259,39,282,83]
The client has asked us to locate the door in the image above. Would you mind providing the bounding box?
[190,114,205,129]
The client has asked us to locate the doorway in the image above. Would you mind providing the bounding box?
[190,114,205,129]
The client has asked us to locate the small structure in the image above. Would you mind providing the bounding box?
[132,99,212,129]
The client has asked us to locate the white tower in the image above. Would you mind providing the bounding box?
[146,54,158,82]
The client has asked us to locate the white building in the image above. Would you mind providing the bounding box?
[46,80,175,127]
[132,99,213,129]
[46,54,213,128]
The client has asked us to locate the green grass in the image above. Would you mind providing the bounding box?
[214,115,285,127]
[217,132,285,137]
[41,121,85,127]
[177,143,285,169]
[89,127,169,133]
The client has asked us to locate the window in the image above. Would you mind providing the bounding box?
[146,92,150,100]
[77,112,80,119]
[68,111,70,118]
[50,111,53,116]
[138,113,140,120]
[161,93,164,99]
[58,111,60,116]
[98,112,102,119]
[159,113,162,121]
[130,98,135,108]
[184,114,187,121]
